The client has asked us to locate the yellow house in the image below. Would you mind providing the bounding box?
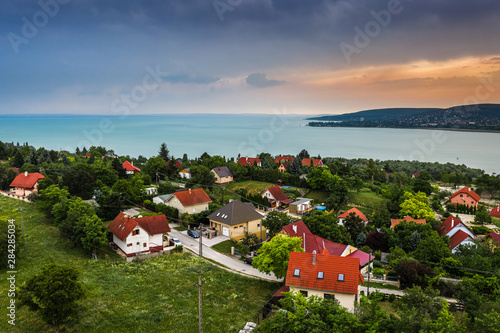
[210,166,234,185]
[163,188,212,217]
[208,200,265,241]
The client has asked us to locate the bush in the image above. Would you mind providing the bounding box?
[170,245,183,254]
[373,259,383,268]
[471,225,493,235]
[368,290,385,301]
[388,294,396,302]
[372,267,385,276]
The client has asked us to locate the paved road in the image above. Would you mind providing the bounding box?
[168,225,280,282]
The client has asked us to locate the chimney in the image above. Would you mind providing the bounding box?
[189,188,192,194]
[131,161,133,166]
[24,171,28,177]
[451,218,454,228]
[246,157,248,161]
[322,240,325,248]
[312,250,316,265]
[292,224,297,234]
[303,233,306,251]
[218,166,221,170]
[468,187,470,192]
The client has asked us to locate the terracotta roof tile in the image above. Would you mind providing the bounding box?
[174,188,212,207]
[438,216,474,237]
[122,160,141,172]
[107,212,138,242]
[490,206,500,219]
[449,229,473,251]
[338,208,368,222]
[286,250,363,295]
[301,158,323,167]
[107,212,170,241]
[391,215,426,228]
[10,172,45,189]
[485,232,500,244]
[237,157,261,166]
[266,186,288,202]
[450,186,480,203]
[275,156,294,164]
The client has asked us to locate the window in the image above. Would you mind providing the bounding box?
[143,243,147,247]
[324,293,335,300]
[300,290,308,297]
[293,269,300,277]
[240,225,243,228]
[234,227,237,229]
[132,229,140,236]
[136,242,140,246]
[127,243,132,247]
[460,194,463,197]
[257,223,260,228]
[317,271,324,279]
[338,273,345,281]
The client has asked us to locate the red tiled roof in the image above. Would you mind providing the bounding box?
[450,186,480,203]
[10,172,45,189]
[237,157,261,166]
[286,250,363,295]
[302,158,323,167]
[122,160,141,172]
[10,167,20,174]
[346,250,373,267]
[273,285,290,297]
[107,212,170,241]
[275,156,294,164]
[338,208,368,222]
[267,186,288,202]
[391,215,426,228]
[485,232,500,244]
[166,160,183,168]
[490,206,500,218]
[449,229,473,251]
[174,188,212,207]
[439,216,463,236]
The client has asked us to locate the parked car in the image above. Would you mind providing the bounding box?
[244,257,254,264]
[171,238,182,246]
[187,230,200,238]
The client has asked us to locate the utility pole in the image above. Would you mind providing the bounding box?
[199,224,203,259]
[193,271,205,333]
[20,202,25,251]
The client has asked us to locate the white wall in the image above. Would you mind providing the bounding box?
[290,287,358,313]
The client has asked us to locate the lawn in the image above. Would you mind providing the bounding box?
[347,188,388,209]
[211,239,235,255]
[0,196,281,333]
[362,281,400,291]
[226,180,277,196]
[492,217,500,229]
[174,226,187,232]
[303,190,329,204]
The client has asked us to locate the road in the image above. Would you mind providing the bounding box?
[168,225,280,282]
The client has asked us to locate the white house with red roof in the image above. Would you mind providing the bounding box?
[237,156,261,167]
[122,160,141,174]
[302,158,324,167]
[490,206,500,219]
[278,220,373,273]
[107,212,171,257]
[337,207,368,225]
[438,216,475,253]
[285,249,364,312]
[9,171,45,197]
[262,185,293,208]
[449,186,480,208]
[159,188,212,217]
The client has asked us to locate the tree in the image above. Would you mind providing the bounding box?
[298,149,310,159]
[18,264,85,332]
[395,259,435,289]
[365,230,389,252]
[111,157,127,179]
[343,212,366,243]
[262,210,293,236]
[252,236,304,279]
[35,185,70,217]
[187,165,215,187]
[158,142,169,161]
[81,214,108,255]
[351,175,364,193]
[306,167,334,190]
[474,205,491,226]
[61,163,95,199]
[414,232,451,263]
[256,292,360,333]
[303,212,351,245]
[399,191,434,221]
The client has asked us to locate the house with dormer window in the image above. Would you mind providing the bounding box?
[449,186,480,208]
[285,249,364,312]
[107,212,171,257]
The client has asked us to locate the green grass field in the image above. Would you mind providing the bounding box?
[211,239,235,255]
[303,190,329,204]
[347,188,387,209]
[225,180,276,196]
[0,196,280,333]
[492,217,500,229]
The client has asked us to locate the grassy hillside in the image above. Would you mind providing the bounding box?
[0,196,280,333]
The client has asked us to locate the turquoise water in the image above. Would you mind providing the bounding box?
[0,114,498,173]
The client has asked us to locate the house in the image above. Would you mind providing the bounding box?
[9,171,45,197]
[438,216,474,239]
[411,173,420,179]
[337,207,368,225]
[449,230,475,253]
[490,206,500,219]
[207,200,264,241]
[278,162,289,173]
[275,156,294,164]
[107,212,171,257]
[289,198,313,215]
[302,158,324,167]
[449,186,480,208]
[211,166,233,185]
[161,188,212,216]
[145,187,158,196]
[166,160,183,168]
[237,157,261,167]
[390,215,426,228]
[285,249,364,313]
[122,160,140,174]
[262,185,293,208]
[279,220,373,273]
[484,232,500,247]
[152,194,174,205]
[179,168,191,179]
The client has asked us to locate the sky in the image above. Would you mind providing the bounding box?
[1,0,500,115]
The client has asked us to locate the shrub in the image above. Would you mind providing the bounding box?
[388,294,396,302]
[170,245,183,254]
[372,267,385,276]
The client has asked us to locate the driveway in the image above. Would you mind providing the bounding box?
[168,224,280,282]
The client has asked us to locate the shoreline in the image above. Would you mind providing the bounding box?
[305,124,500,134]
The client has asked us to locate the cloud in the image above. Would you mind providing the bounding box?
[246,73,285,88]
[162,73,220,85]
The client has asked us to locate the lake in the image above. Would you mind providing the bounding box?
[0,113,498,174]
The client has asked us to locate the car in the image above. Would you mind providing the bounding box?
[171,238,182,246]
[244,257,254,264]
[187,230,200,238]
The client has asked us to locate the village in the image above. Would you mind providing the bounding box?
[1,144,500,332]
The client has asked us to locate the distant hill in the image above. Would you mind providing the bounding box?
[307,104,500,132]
